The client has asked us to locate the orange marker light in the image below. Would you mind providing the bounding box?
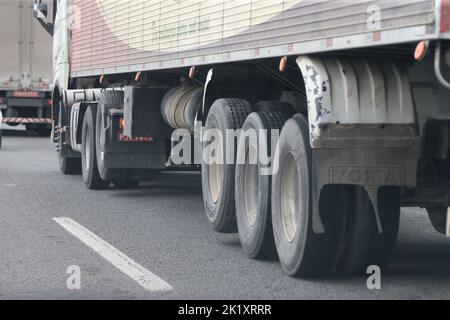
[189,66,196,79]
[135,71,142,82]
[414,41,428,61]
[99,74,105,85]
[279,56,288,72]
[119,118,125,129]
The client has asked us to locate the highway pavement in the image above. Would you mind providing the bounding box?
[1,129,450,300]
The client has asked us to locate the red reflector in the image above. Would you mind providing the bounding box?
[13,91,39,98]
[119,134,153,143]
[47,99,53,106]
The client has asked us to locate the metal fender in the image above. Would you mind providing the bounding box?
[297,56,417,148]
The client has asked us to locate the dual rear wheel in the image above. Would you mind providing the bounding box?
[81,103,149,190]
[57,91,157,189]
[81,104,110,190]
[201,98,253,233]
[80,91,157,190]
[202,100,401,277]
[57,100,82,175]
[235,111,287,259]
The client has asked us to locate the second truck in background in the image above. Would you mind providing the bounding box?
[0,0,52,135]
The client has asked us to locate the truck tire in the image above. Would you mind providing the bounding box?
[336,187,400,274]
[37,125,52,137]
[367,187,401,269]
[112,179,140,189]
[335,187,373,275]
[426,207,447,235]
[26,125,51,137]
[57,101,81,175]
[235,110,286,259]
[25,125,36,135]
[96,90,127,181]
[59,154,81,176]
[112,168,159,189]
[271,115,344,277]
[253,101,296,120]
[81,105,110,190]
[202,98,252,233]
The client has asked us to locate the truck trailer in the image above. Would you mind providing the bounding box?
[34,0,450,277]
[0,0,53,135]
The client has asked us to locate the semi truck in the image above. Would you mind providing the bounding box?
[0,0,53,135]
[34,0,450,278]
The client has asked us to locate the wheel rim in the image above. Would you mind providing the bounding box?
[280,152,299,243]
[57,105,65,167]
[208,135,223,204]
[208,161,223,204]
[97,110,105,154]
[243,145,259,226]
[85,126,91,172]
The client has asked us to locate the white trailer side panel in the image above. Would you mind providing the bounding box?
[70,0,439,78]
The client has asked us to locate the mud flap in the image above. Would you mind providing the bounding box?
[297,55,420,234]
[311,148,418,235]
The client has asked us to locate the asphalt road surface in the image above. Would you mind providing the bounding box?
[1,129,450,300]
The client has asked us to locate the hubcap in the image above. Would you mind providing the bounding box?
[280,153,299,243]
[208,161,223,204]
[243,145,259,226]
[85,126,91,172]
[207,135,224,204]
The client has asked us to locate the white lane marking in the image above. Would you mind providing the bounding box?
[53,217,173,292]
